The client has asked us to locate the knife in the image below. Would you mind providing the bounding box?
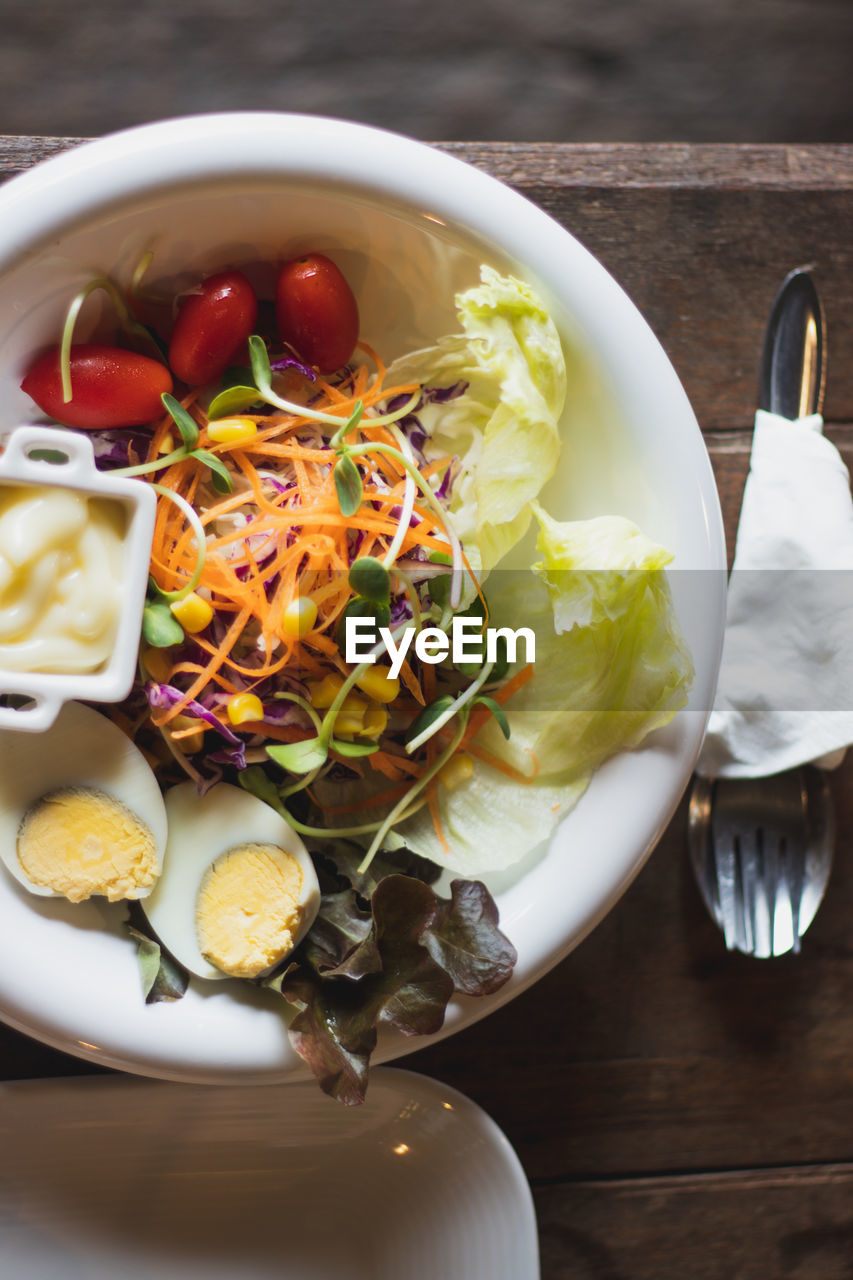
[758,266,826,418]
[688,266,834,957]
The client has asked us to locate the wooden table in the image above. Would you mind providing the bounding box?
[2,138,852,1279]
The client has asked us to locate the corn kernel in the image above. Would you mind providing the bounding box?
[307,673,344,709]
[206,416,258,444]
[169,714,205,755]
[142,646,172,684]
[360,701,388,738]
[355,666,400,704]
[226,692,264,726]
[333,693,368,737]
[280,595,318,639]
[437,751,474,791]
[170,592,214,633]
[158,432,176,456]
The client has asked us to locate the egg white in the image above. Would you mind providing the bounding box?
[141,780,320,981]
[0,700,168,899]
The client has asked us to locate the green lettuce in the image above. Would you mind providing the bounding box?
[393,504,693,875]
[386,265,567,569]
[531,502,676,632]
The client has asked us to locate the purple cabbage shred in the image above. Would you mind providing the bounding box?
[207,742,249,770]
[146,683,243,747]
[269,353,317,382]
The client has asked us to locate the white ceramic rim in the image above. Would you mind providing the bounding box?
[0,1067,541,1279]
[0,112,727,1081]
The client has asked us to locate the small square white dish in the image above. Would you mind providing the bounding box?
[0,425,155,731]
[0,1068,540,1279]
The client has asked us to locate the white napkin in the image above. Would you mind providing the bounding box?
[696,408,853,778]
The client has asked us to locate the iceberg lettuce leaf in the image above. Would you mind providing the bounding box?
[386,266,567,569]
[393,755,591,876]
[396,506,693,874]
[475,506,693,779]
[530,501,675,631]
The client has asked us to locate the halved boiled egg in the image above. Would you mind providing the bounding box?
[0,700,167,903]
[141,781,320,981]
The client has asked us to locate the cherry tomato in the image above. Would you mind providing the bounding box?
[168,269,258,387]
[21,344,173,430]
[275,253,359,374]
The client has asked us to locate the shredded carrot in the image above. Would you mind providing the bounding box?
[170,723,209,742]
[143,354,455,729]
[397,658,426,706]
[135,343,533,865]
[365,751,423,782]
[463,740,540,784]
[426,779,450,855]
[458,664,535,750]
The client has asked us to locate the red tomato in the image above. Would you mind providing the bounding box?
[21,344,173,430]
[275,253,359,373]
[168,269,258,386]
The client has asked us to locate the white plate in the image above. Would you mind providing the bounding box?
[0,114,726,1082]
[0,1069,540,1280]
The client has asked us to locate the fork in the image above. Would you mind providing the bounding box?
[687,767,834,956]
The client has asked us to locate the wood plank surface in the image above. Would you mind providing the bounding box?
[2,0,851,144]
[2,140,853,1279]
[534,1165,853,1280]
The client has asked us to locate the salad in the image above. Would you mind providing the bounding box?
[6,248,693,1102]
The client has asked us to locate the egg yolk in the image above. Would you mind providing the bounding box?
[195,842,306,979]
[17,787,159,903]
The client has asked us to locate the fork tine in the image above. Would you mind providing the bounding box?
[778,824,799,957]
[784,836,802,956]
[737,823,759,955]
[760,820,780,958]
[773,769,809,954]
[710,781,744,951]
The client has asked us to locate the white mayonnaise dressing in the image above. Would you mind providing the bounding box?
[0,484,126,674]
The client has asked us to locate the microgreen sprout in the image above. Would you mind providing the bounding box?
[404,659,495,754]
[348,556,391,604]
[59,276,163,402]
[265,654,382,777]
[333,453,364,517]
[191,448,234,494]
[329,401,364,449]
[248,335,362,429]
[328,411,463,606]
[129,250,154,299]
[336,598,391,652]
[391,567,425,632]
[112,395,234,493]
[146,483,207,602]
[239,765,429,840]
[357,713,470,873]
[141,598,184,648]
[378,421,418,570]
[339,439,464,608]
[161,393,199,448]
[207,385,262,419]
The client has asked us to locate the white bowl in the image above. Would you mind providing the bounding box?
[0,1070,539,1279]
[0,113,726,1082]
